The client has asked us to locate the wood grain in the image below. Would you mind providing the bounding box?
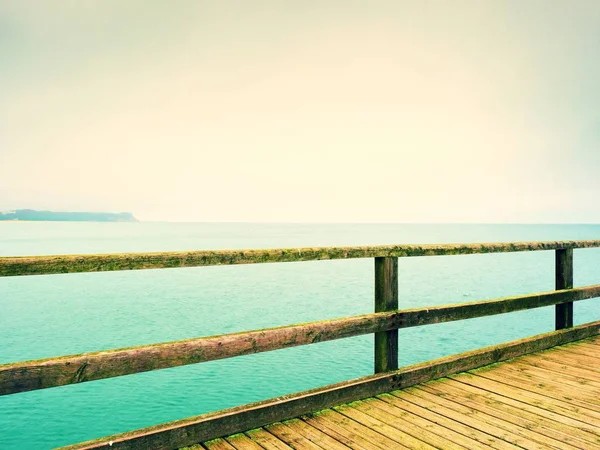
[3,240,600,277]
[555,248,574,329]
[374,257,398,373]
[56,321,600,450]
[3,286,599,396]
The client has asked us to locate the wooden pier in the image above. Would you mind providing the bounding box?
[1,240,599,449]
[199,336,600,450]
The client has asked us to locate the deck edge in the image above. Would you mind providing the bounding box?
[57,320,600,450]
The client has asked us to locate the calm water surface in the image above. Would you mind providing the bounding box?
[1,222,599,449]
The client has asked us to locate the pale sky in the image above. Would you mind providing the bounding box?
[1,1,599,222]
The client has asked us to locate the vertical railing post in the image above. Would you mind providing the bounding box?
[374,257,398,373]
[555,248,574,330]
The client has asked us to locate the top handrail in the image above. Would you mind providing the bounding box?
[2,240,600,277]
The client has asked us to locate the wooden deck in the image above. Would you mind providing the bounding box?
[195,336,600,450]
[3,240,599,449]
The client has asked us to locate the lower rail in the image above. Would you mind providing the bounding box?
[59,320,600,450]
[2,285,599,396]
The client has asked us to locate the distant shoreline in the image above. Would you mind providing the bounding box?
[0,209,138,223]
[0,220,140,223]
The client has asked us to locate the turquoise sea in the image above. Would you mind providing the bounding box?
[1,222,600,449]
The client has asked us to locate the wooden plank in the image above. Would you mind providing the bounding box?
[503,362,600,390]
[450,373,600,425]
[568,338,600,349]
[442,379,600,437]
[282,418,351,450]
[365,397,494,450]
[528,349,600,373]
[548,339,600,358]
[224,434,264,450]
[478,371,600,411]
[421,382,593,450]
[397,389,551,449]
[577,335,600,343]
[304,409,409,450]
[571,344,600,355]
[539,347,600,371]
[347,399,471,449]
[568,336,600,346]
[56,322,600,450]
[244,429,292,450]
[374,257,398,373]
[334,403,437,450]
[472,369,600,412]
[264,423,324,450]
[301,412,383,450]
[556,345,600,358]
[496,356,600,386]
[555,248,574,329]
[546,354,600,373]
[516,357,600,383]
[566,337,600,352]
[3,240,600,277]
[204,439,236,450]
[426,380,600,448]
[376,392,521,450]
[5,287,599,396]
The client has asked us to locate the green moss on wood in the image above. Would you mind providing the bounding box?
[2,240,600,277]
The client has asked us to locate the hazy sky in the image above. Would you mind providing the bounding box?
[1,1,599,222]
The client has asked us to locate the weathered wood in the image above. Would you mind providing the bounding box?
[225,433,264,450]
[547,349,600,371]
[374,257,398,373]
[1,312,403,396]
[280,419,348,450]
[517,355,600,383]
[3,285,600,396]
[339,401,450,449]
[567,338,600,352]
[57,321,600,450]
[499,361,600,388]
[302,411,385,450]
[205,438,236,450]
[421,382,600,448]
[375,393,516,450]
[305,409,408,450]
[556,248,574,330]
[244,429,291,450]
[556,344,600,357]
[364,397,491,450]
[518,350,600,377]
[449,375,600,428]
[264,423,322,450]
[2,240,600,277]
[399,388,557,449]
[334,403,436,449]
[472,370,600,412]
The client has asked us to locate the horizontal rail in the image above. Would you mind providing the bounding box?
[3,284,599,395]
[59,321,600,450]
[2,240,600,277]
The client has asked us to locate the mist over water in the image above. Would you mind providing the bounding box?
[1,222,599,449]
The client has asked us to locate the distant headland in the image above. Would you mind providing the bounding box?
[0,209,138,222]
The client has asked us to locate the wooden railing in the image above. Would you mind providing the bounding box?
[1,240,600,450]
